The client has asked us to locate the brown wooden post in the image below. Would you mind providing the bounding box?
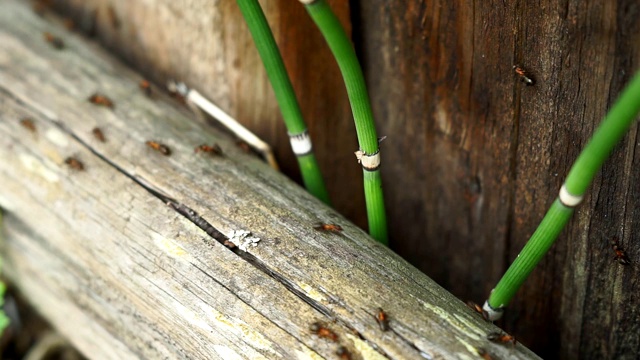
[354,1,640,358]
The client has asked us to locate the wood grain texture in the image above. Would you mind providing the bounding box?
[353,0,640,358]
[0,1,540,359]
[47,0,367,229]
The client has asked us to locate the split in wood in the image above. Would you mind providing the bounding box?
[227,230,260,252]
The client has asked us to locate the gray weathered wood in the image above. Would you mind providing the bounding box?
[0,1,539,359]
[51,0,368,229]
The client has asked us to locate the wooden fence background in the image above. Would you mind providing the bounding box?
[27,0,640,358]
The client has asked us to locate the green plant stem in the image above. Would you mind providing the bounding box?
[489,200,573,308]
[302,0,388,244]
[488,71,640,311]
[363,171,388,242]
[0,209,9,334]
[565,72,640,195]
[236,0,331,205]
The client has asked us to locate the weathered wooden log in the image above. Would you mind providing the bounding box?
[0,1,539,359]
[51,0,367,229]
[30,0,640,356]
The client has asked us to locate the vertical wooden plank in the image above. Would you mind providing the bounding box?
[354,0,640,358]
[353,0,517,306]
[270,0,367,228]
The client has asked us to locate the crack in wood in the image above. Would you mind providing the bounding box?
[1,84,394,358]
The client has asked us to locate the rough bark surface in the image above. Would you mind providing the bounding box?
[0,1,540,359]
[354,1,640,359]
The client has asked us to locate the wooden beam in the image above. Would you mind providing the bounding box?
[0,1,538,359]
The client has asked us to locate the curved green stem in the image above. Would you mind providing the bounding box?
[487,71,640,314]
[488,200,573,309]
[236,0,331,205]
[302,0,388,244]
[564,72,640,195]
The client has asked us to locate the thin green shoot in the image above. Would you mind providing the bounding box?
[236,0,331,205]
[0,209,10,334]
[301,0,388,244]
[484,71,640,319]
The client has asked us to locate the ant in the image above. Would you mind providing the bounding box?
[611,237,631,265]
[336,346,351,360]
[146,141,171,156]
[476,348,493,360]
[513,65,534,86]
[195,144,223,156]
[466,301,490,321]
[487,331,516,346]
[313,223,343,233]
[20,118,36,133]
[43,32,64,49]
[139,80,152,97]
[64,157,84,170]
[92,127,106,142]
[236,140,251,153]
[309,322,338,342]
[223,239,237,249]
[88,93,114,108]
[375,307,390,331]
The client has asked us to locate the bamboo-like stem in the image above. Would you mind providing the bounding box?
[301,0,388,244]
[0,209,11,334]
[236,0,331,205]
[484,71,640,320]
